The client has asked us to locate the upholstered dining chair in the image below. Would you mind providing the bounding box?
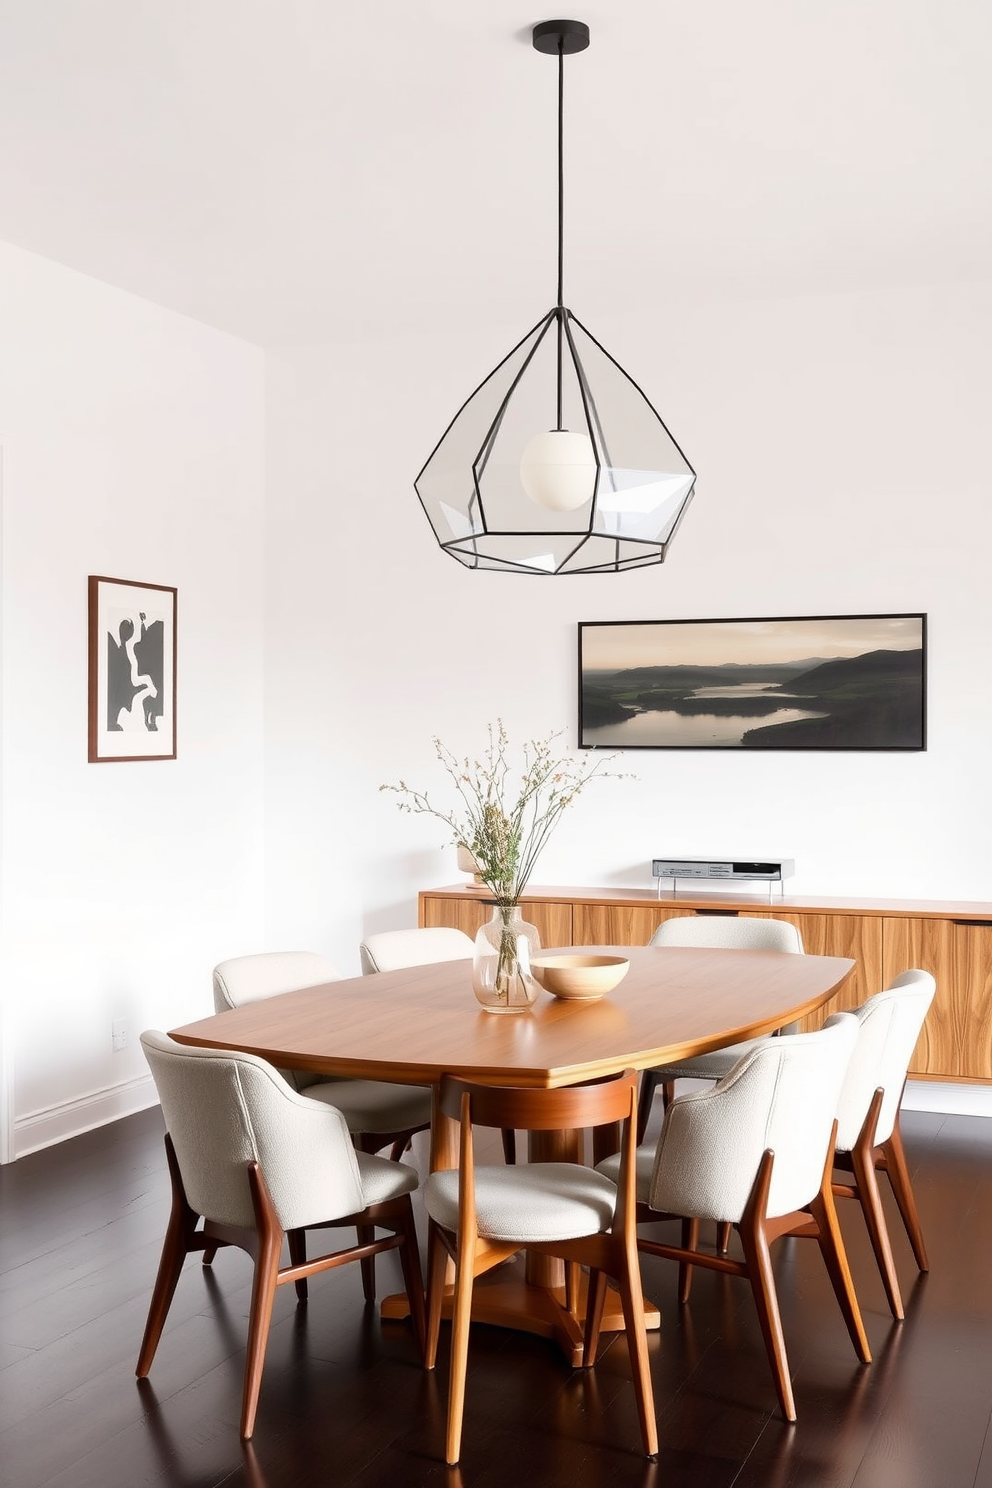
[213,951,432,1301]
[831,968,936,1318]
[213,951,432,1163]
[424,1070,656,1465]
[358,926,521,1165]
[635,960,937,1310]
[636,914,805,1139]
[358,925,474,975]
[136,1031,426,1440]
[599,1013,869,1423]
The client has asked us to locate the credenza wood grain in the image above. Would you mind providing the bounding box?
[420,884,992,1083]
[420,893,572,948]
[883,916,992,1078]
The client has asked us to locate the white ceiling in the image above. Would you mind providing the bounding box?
[1,0,990,347]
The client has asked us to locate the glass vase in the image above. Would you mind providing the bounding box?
[472,902,541,1014]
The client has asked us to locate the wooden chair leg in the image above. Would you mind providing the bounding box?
[583,1268,609,1365]
[807,1161,872,1365]
[614,1244,659,1458]
[636,1070,660,1143]
[445,1235,477,1466]
[500,1128,517,1164]
[424,1220,448,1371]
[394,1198,427,1360]
[242,1166,285,1441]
[881,1117,929,1272]
[737,1152,797,1422]
[740,1220,795,1421]
[849,1118,904,1319]
[678,1215,700,1304]
[716,1222,732,1254]
[287,1228,309,1303]
[201,1241,219,1266]
[136,1134,199,1377]
[357,1224,377,1302]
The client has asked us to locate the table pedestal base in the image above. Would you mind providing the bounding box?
[381,1259,660,1368]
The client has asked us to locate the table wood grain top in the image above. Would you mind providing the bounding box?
[170,945,855,1089]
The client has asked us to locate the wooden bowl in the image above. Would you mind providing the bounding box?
[531,953,630,1002]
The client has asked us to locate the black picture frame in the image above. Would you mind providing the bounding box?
[579,613,927,751]
[88,575,177,762]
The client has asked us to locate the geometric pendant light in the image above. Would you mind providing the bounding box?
[414,19,696,575]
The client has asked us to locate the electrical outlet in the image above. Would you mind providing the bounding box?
[112,1020,127,1051]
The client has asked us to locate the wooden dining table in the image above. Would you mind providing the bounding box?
[170,943,855,1363]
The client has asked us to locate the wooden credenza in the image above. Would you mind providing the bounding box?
[419,884,992,1083]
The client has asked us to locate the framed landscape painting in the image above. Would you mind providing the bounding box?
[88,576,177,762]
[579,614,926,751]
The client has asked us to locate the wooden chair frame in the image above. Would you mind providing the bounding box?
[637,1120,871,1422]
[832,1084,929,1319]
[711,1084,929,1321]
[213,952,431,1302]
[137,1134,426,1439]
[424,1072,657,1465]
[637,1071,677,1141]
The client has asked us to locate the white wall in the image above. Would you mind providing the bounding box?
[4,247,988,1157]
[0,241,267,1158]
[263,276,992,978]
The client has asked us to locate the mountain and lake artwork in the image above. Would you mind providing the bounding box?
[579,615,926,750]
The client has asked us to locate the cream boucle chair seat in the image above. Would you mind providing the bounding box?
[636,914,805,1138]
[424,1070,656,1466]
[136,1031,425,1440]
[599,1012,868,1423]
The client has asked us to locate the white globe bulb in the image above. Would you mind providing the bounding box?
[519,429,596,512]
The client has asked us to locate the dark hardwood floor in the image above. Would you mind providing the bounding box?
[2,1101,992,1488]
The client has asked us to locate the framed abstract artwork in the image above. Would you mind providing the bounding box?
[579,613,926,751]
[88,576,177,762]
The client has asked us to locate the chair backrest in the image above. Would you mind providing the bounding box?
[439,1070,641,1234]
[649,915,804,953]
[213,950,342,1013]
[438,1069,638,1135]
[360,927,475,975]
[140,1030,366,1231]
[648,1013,857,1223]
[834,968,936,1151]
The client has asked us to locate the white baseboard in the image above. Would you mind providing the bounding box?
[902,1079,992,1119]
[11,1072,159,1161]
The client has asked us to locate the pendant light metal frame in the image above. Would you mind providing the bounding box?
[414,20,696,576]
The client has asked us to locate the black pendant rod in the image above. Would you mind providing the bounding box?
[533,20,590,432]
[557,37,565,310]
[556,36,565,428]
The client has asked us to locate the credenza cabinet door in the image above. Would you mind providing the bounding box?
[421,895,491,938]
[573,904,879,1030]
[420,894,572,950]
[572,903,696,946]
[883,917,992,1079]
[752,912,883,1030]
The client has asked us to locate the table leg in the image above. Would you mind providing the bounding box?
[382,1109,660,1365]
[524,1126,580,1290]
